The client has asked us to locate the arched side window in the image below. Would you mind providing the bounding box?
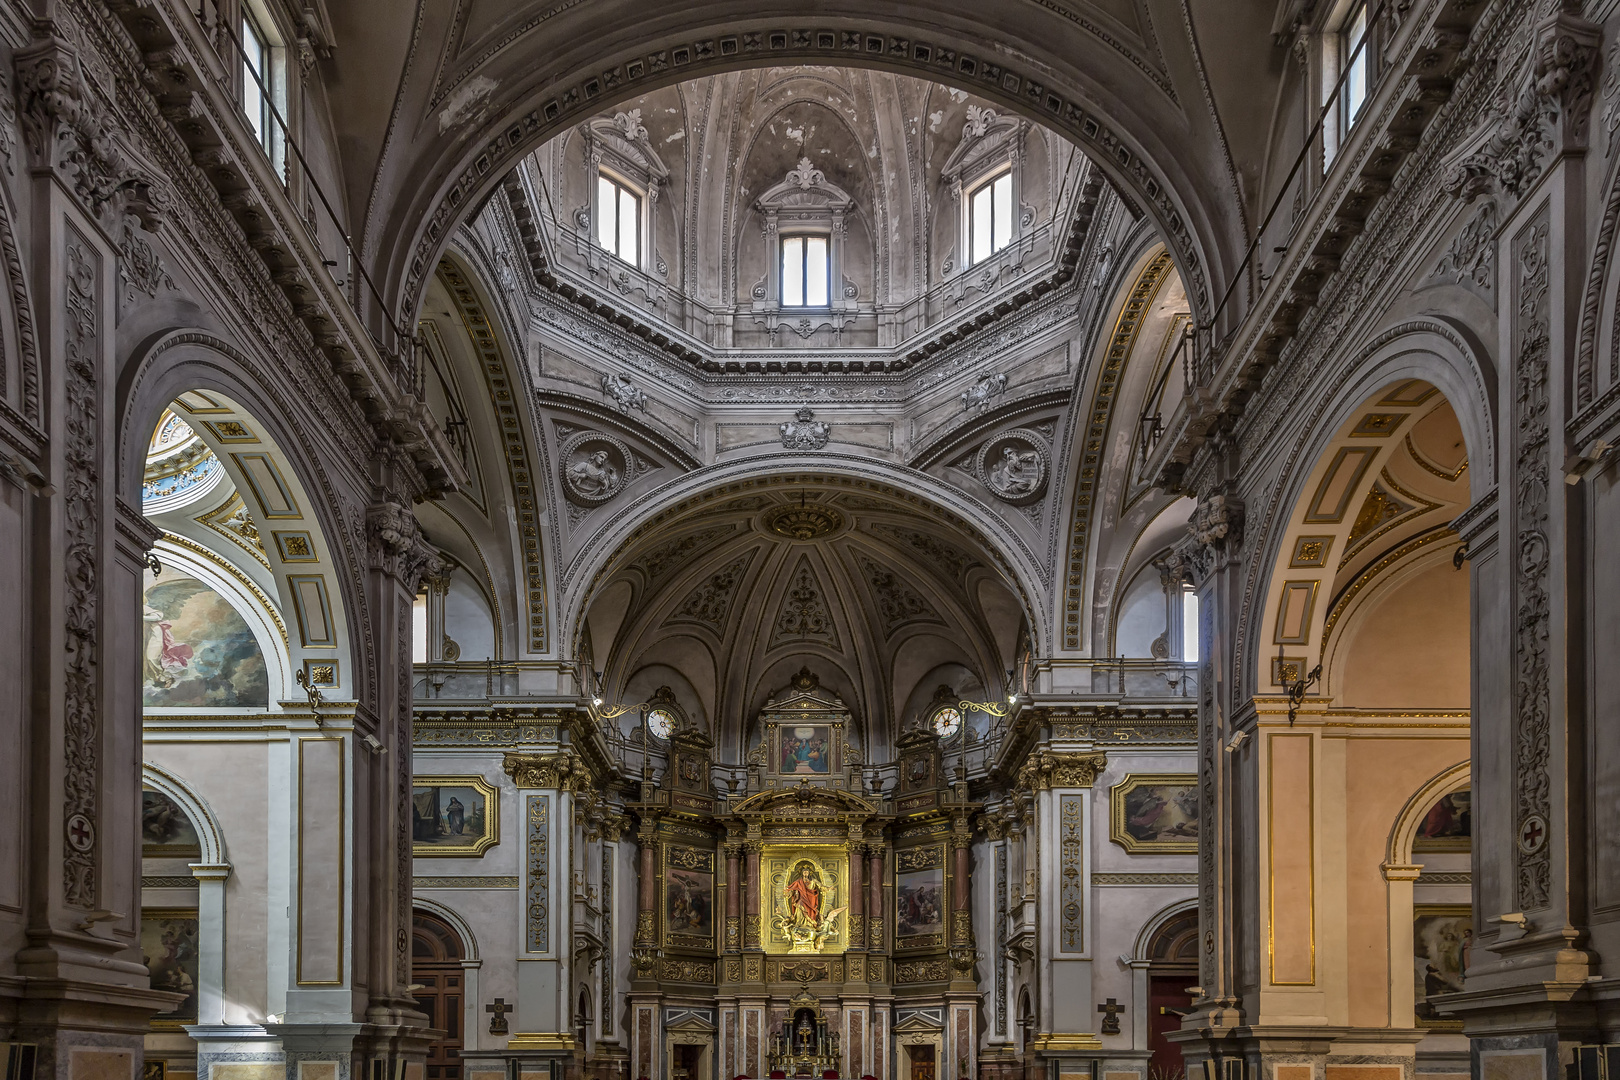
[579,109,670,276]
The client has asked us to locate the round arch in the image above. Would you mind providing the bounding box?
[1379,759,1470,1029]
[1132,899,1199,962]
[560,454,1050,659]
[366,6,1242,338]
[412,898,483,962]
[142,761,230,865]
[1386,759,1471,870]
[1236,319,1496,696]
[118,334,366,704]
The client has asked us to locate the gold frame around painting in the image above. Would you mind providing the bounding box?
[662,843,718,951]
[760,847,849,956]
[1109,773,1199,854]
[1414,903,1471,1031]
[411,775,500,857]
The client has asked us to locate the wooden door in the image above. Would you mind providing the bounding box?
[909,1045,936,1080]
[412,911,466,1080]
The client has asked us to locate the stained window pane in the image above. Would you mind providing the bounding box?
[971,184,993,265]
[782,236,804,306]
[993,173,1013,251]
[805,237,828,306]
[596,176,616,251]
[618,187,638,263]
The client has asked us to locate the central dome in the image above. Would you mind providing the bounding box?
[519,66,1093,356]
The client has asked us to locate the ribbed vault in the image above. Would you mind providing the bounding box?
[582,485,1028,761]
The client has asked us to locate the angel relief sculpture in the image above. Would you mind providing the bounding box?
[773,860,846,953]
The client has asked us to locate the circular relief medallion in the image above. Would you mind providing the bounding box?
[65,812,96,853]
[1517,813,1549,855]
[977,429,1049,505]
[761,502,845,540]
[560,431,632,504]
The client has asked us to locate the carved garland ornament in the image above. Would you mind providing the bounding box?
[61,229,100,907]
[1512,215,1552,910]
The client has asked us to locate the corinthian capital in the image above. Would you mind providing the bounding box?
[366,498,442,590]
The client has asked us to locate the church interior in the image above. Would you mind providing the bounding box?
[0,5,1615,1080]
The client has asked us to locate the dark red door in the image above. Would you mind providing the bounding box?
[1148,976,1193,1080]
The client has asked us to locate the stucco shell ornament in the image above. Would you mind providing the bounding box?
[977,429,1049,505]
[560,430,635,504]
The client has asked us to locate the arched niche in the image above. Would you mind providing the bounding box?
[141,763,231,1028]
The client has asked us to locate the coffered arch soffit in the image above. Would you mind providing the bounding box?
[117,339,367,703]
[1240,324,1496,699]
[351,1,1259,335]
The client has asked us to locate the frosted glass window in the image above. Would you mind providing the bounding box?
[1182,588,1200,663]
[242,14,272,157]
[968,171,1014,266]
[781,235,829,306]
[1341,3,1369,131]
[596,174,640,264]
[412,593,428,664]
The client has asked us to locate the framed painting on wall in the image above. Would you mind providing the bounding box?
[777,725,836,775]
[1414,904,1471,1028]
[141,909,200,1028]
[663,843,717,948]
[895,867,945,942]
[1412,789,1471,852]
[1110,774,1199,853]
[142,789,201,859]
[411,776,499,857]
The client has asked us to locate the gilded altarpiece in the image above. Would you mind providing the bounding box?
[761,849,849,954]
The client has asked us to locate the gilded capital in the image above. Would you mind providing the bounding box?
[503,750,585,791]
[1017,750,1107,791]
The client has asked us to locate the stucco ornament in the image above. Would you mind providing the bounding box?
[976,429,1049,504]
[961,372,1008,411]
[560,431,633,503]
[601,371,648,412]
[780,407,831,450]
